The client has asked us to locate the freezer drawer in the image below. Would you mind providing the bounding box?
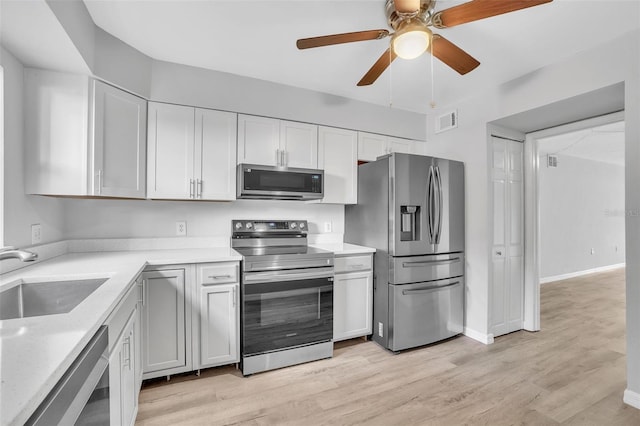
[389,277,463,351]
[389,253,464,285]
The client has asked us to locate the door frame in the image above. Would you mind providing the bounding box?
[522,111,625,331]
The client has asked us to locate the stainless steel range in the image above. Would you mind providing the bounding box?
[231,220,334,376]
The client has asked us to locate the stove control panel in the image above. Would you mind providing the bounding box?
[232,220,308,235]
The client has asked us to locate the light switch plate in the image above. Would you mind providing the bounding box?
[323,221,332,233]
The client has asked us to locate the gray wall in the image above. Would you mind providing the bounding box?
[539,155,625,279]
[1,47,65,248]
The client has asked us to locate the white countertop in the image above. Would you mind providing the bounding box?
[310,242,376,255]
[0,248,241,426]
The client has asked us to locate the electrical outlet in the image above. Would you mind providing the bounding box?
[378,322,383,337]
[31,224,42,244]
[176,221,187,236]
[590,248,595,255]
[323,221,332,233]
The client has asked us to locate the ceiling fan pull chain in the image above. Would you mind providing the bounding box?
[430,39,436,109]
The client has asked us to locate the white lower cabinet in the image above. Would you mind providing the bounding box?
[140,268,191,379]
[195,262,240,369]
[198,283,239,367]
[110,311,137,426]
[105,279,139,426]
[333,254,374,342]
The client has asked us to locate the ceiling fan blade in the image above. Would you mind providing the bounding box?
[429,34,480,75]
[433,0,553,28]
[357,48,397,86]
[394,0,421,14]
[297,30,389,50]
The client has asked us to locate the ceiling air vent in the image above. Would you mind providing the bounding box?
[547,155,558,168]
[435,109,458,134]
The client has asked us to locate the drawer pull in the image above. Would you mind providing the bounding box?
[402,281,460,295]
[402,258,461,268]
[208,274,232,279]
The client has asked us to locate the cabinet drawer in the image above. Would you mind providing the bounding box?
[335,255,372,274]
[198,262,239,285]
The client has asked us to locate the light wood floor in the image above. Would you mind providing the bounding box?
[136,268,640,425]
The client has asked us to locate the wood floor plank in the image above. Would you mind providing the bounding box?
[137,267,640,425]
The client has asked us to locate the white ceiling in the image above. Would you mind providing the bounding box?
[538,121,625,166]
[81,0,640,114]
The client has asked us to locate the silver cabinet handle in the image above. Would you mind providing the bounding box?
[276,149,280,166]
[283,150,288,167]
[232,286,237,307]
[402,257,461,267]
[123,335,131,369]
[208,274,232,279]
[402,281,460,295]
[189,179,195,198]
[197,179,203,198]
[97,170,103,195]
[141,279,146,306]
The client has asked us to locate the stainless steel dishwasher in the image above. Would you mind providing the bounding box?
[26,326,110,425]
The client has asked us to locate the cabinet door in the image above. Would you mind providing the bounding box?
[195,109,237,200]
[199,283,239,368]
[387,137,412,154]
[109,311,136,426]
[119,315,137,426]
[333,271,373,341]
[92,80,147,198]
[147,103,195,199]
[357,132,388,162]
[280,120,318,168]
[237,114,280,166]
[141,269,187,373]
[317,126,357,204]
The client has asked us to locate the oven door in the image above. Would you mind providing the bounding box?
[242,269,333,356]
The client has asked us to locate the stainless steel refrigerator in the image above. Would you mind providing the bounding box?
[345,153,464,351]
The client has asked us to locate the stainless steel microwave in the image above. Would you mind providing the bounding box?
[237,164,324,200]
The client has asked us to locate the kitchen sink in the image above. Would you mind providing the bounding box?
[0,278,108,320]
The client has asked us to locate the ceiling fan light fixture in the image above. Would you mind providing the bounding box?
[392,20,431,60]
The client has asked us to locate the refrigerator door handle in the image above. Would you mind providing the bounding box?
[435,165,443,244]
[402,281,460,295]
[427,165,435,244]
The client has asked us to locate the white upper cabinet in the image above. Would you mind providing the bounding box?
[387,136,413,154]
[25,69,147,198]
[147,102,237,200]
[357,132,388,162]
[237,114,318,168]
[357,132,421,162]
[195,108,238,200]
[280,120,318,168]
[237,115,280,166]
[317,126,358,204]
[147,103,195,199]
[93,80,147,198]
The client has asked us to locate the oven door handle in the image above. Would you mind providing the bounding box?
[243,267,334,284]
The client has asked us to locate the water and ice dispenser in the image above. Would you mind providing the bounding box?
[400,205,420,241]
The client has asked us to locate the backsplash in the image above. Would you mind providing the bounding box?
[62,198,345,240]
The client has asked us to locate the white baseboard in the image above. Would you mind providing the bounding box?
[624,389,640,409]
[463,327,494,345]
[540,263,625,284]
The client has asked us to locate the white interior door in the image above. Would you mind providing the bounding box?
[490,137,524,337]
